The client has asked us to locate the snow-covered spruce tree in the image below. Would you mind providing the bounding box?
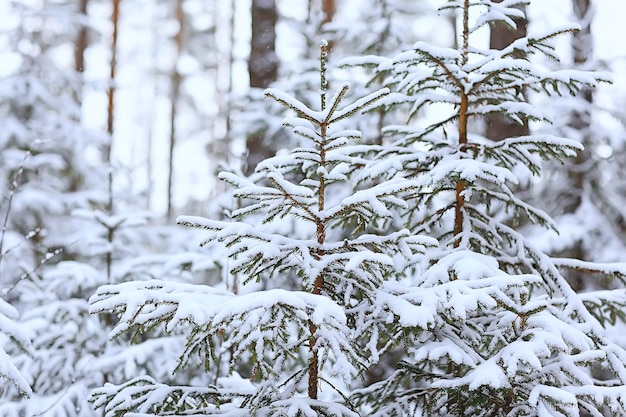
[0,162,34,399]
[0,2,215,415]
[347,0,626,415]
[0,1,107,412]
[88,42,436,416]
[0,2,113,414]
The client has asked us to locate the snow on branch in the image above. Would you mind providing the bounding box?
[177,215,434,288]
[329,87,390,123]
[89,281,362,382]
[266,397,360,417]
[469,0,530,33]
[90,375,222,417]
[0,298,33,397]
[552,258,626,282]
[264,88,323,124]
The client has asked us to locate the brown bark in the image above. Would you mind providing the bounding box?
[248,0,278,88]
[106,0,120,142]
[566,0,593,211]
[453,0,470,249]
[75,0,89,73]
[308,44,330,400]
[321,0,335,23]
[245,0,279,175]
[485,1,529,141]
[321,0,336,50]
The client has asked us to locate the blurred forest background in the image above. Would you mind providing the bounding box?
[2,0,626,415]
[3,0,625,216]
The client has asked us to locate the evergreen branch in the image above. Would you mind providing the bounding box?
[2,247,62,297]
[329,87,390,124]
[551,258,626,284]
[89,376,222,417]
[324,82,350,124]
[580,290,626,326]
[266,172,320,224]
[264,88,320,124]
[266,397,360,417]
[90,281,362,384]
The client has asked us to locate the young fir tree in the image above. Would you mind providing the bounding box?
[348,0,626,415]
[88,42,436,416]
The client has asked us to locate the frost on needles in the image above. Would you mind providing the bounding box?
[88,2,626,416]
[347,1,626,416]
[89,42,436,416]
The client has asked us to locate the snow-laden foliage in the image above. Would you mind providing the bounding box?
[76,1,626,416]
[0,3,224,415]
[89,43,436,416]
[524,0,626,299]
[0,297,32,397]
[345,1,626,416]
[3,203,223,417]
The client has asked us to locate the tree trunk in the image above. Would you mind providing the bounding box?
[564,0,593,292]
[245,0,278,175]
[105,0,120,284]
[106,0,120,150]
[75,0,89,73]
[167,0,185,219]
[485,1,529,141]
[212,0,235,165]
[453,0,471,248]
[321,0,335,49]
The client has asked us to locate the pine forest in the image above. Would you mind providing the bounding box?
[2,0,626,416]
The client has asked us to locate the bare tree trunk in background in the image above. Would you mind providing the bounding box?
[106,0,120,160]
[564,0,593,292]
[245,0,278,175]
[167,0,185,218]
[70,0,89,193]
[567,0,593,211]
[485,1,529,141]
[321,0,335,22]
[211,0,235,167]
[321,0,335,49]
[145,6,158,211]
[105,0,120,284]
[75,0,89,73]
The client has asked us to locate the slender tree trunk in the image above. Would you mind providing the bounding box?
[167,0,184,218]
[245,0,278,175]
[321,0,335,22]
[308,43,330,400]
[75,0,89,73]
[568,0,593,198]
[321,0,335,49]
[146,7,157,210]
[213,0,235,165]
[72,0,89,193]
[485,0,529,141]
[105,0,120,283]
[564,0,593,291]
[453,0,470,249]
[106,0,120,158]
